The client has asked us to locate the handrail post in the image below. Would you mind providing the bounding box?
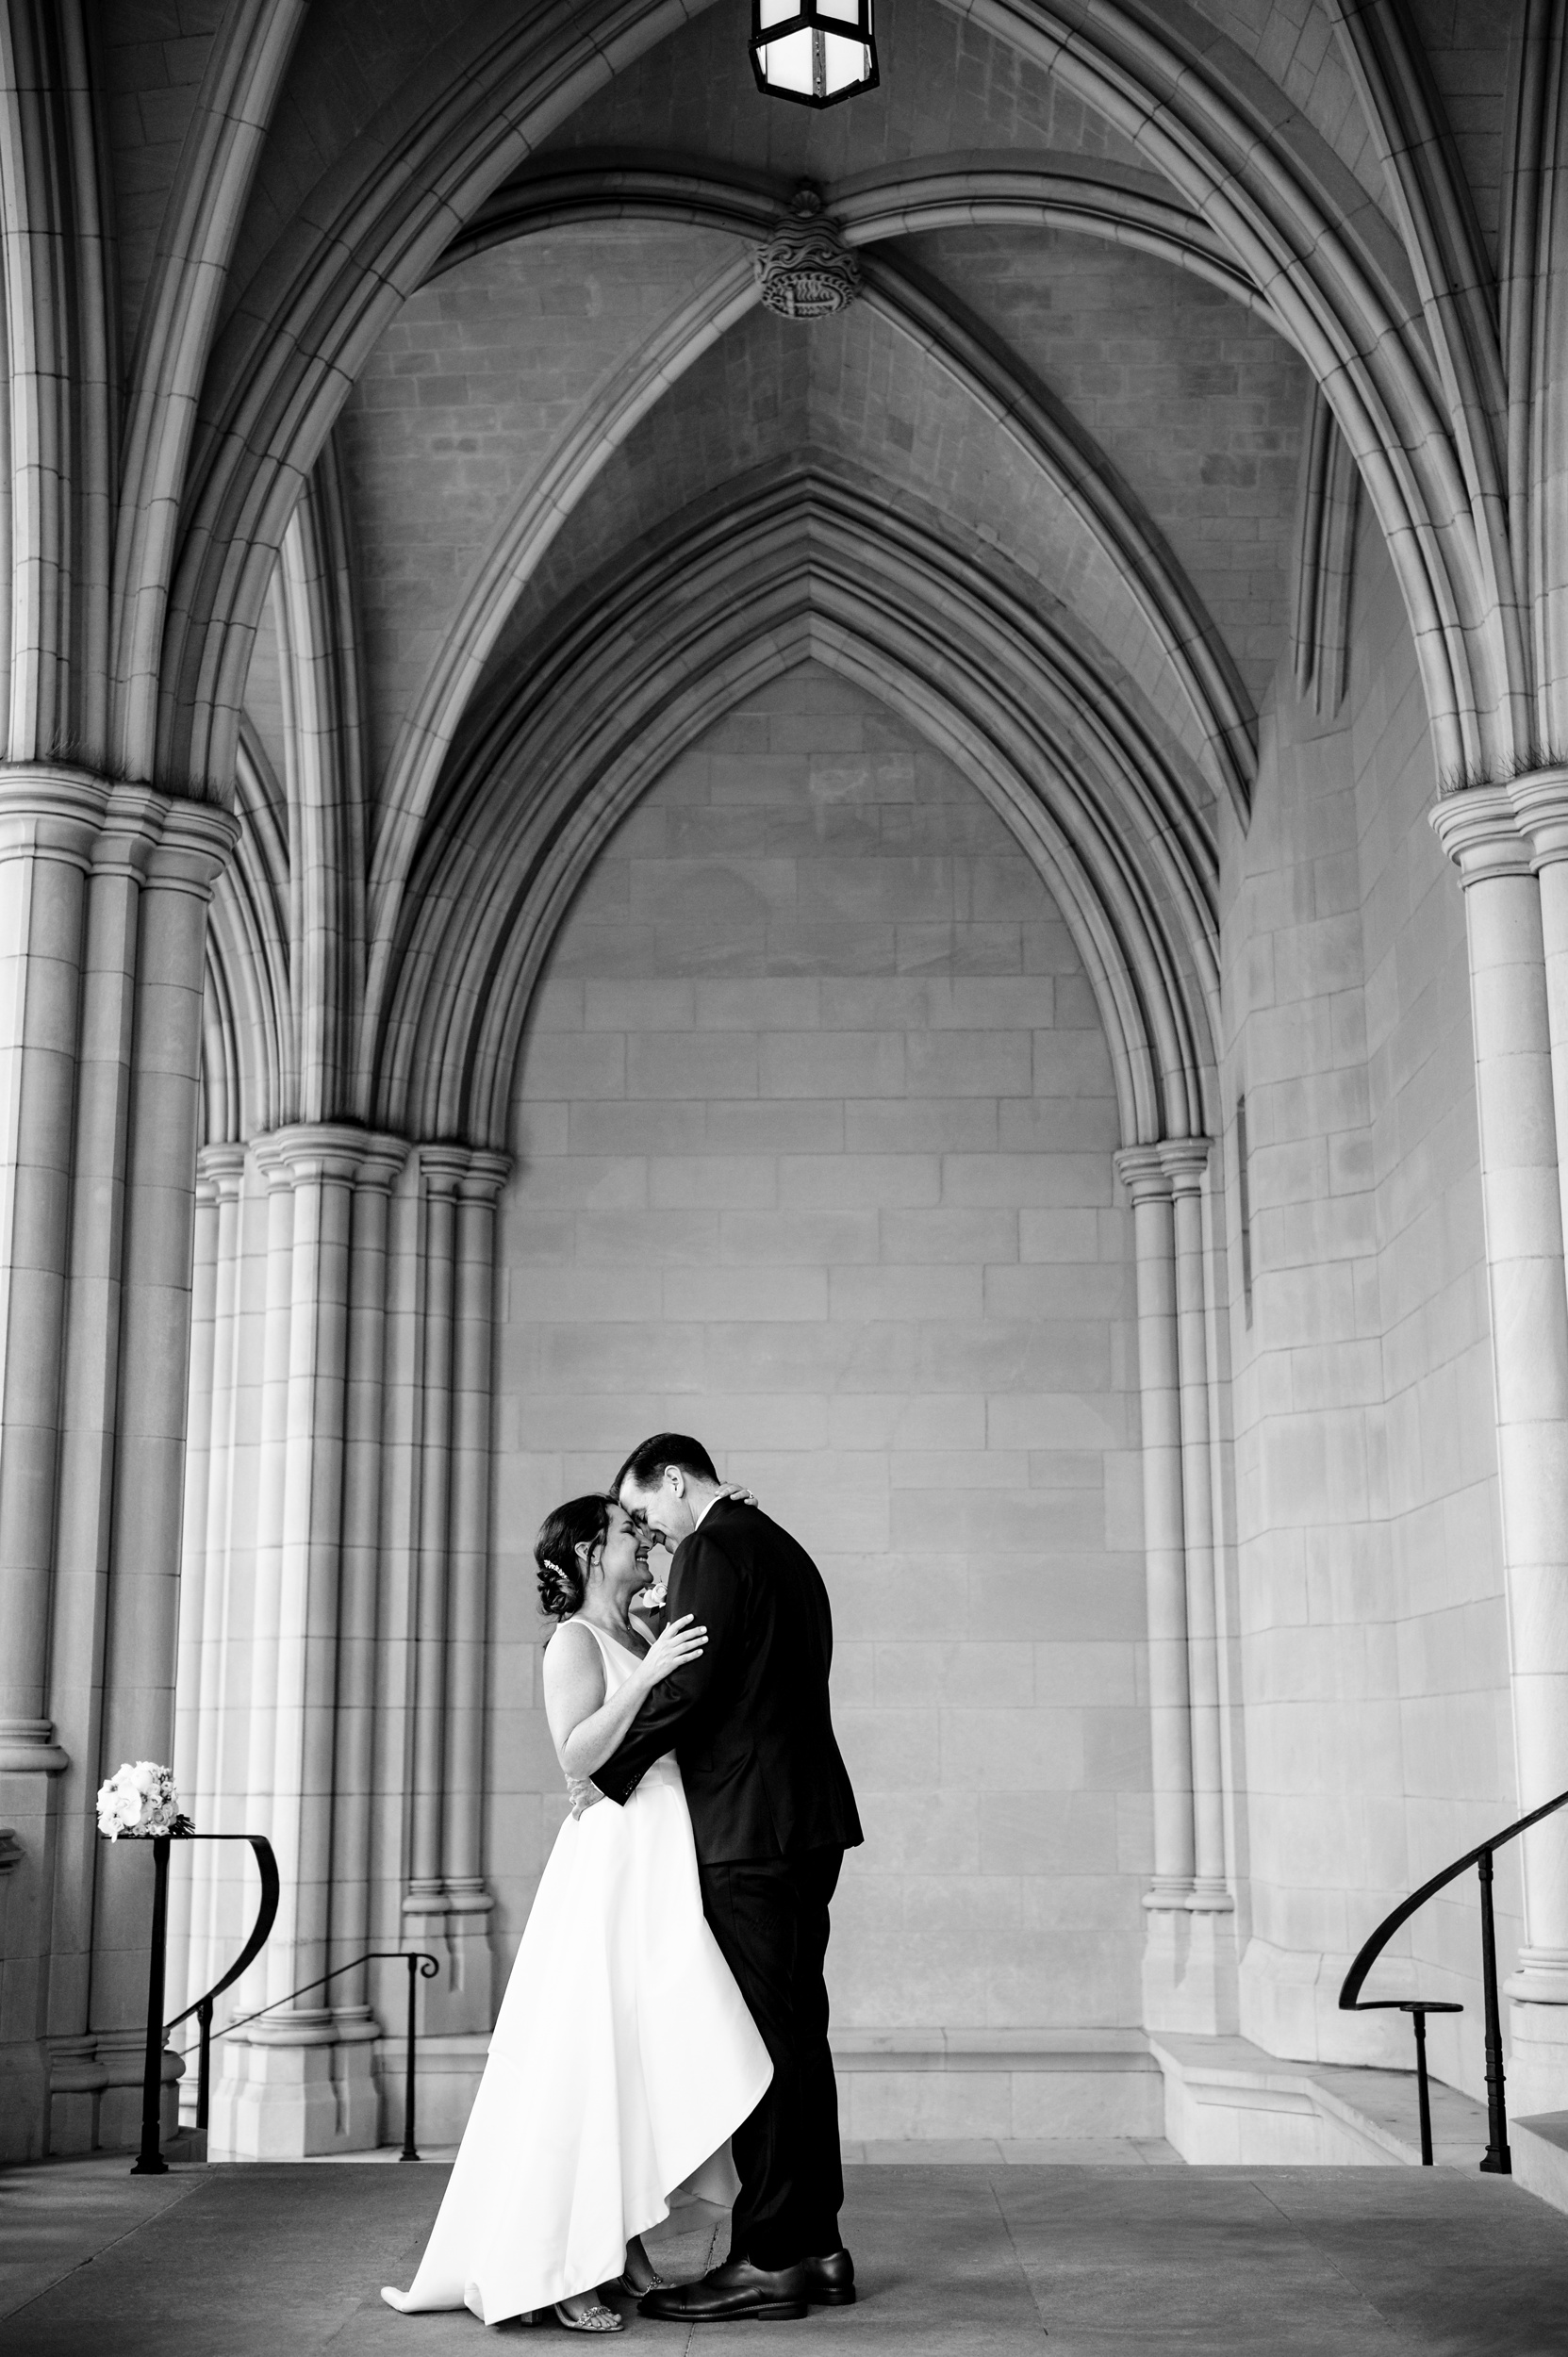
[1478,1850,1512,2174]
[402,1953,420,2162]
[196,1996,214,2133]
[131,1836,173,2175]
[1411,2010,1434,2165]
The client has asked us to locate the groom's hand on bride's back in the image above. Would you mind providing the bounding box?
[567,1775,606,1819]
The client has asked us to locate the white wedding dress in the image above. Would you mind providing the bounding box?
[382,1619,772,2327]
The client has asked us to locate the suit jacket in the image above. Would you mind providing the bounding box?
[594,1497,863,1863]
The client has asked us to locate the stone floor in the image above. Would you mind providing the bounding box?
[5,2155,1568,2354]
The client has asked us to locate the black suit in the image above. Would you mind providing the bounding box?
[595,1498,862,2266]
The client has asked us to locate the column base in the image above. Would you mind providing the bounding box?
[208,2019,381,2160]
[1504,1947,1568,2005]
[1505,1987,1568,2117]
[44,2036,109,2155]
[378,2031,491,2150]
[1143,1902,1239,2035]
[402,1884,495,2034]
[90,2030,184,2152]
[0,2036,49,2164]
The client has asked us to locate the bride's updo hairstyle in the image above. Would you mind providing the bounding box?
[535,1493,613,1621]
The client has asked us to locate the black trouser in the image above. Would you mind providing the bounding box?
[697,1848,844,2270]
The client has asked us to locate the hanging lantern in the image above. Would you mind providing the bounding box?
[750,0,878,108]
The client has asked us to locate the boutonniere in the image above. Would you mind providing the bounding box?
[638,1580,668,1611]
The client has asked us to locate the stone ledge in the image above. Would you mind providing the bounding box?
[1152,2032,1507,2178]
[1513,2112,1568,2214]
[831,2028,1155,2072]
[826,2030,1163,2139]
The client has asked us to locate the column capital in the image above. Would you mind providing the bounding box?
[91,784,181,884]
[0,766,113,869]
[1157,1137,1211,1192]
[1430,784,1533,884]
[0,769,239,889]
[1114,1143,1174,1204]
[355,1132,413,1192]
[420,1143,472,1197]
[142,800,239,900]
[196,1143,247,1204]
[1508,766,1568,869]
[460,1148,512,1206]
[419,1142,513,1201]
[255,1122,413,1190]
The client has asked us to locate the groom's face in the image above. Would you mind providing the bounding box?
[620,1466,695,1548]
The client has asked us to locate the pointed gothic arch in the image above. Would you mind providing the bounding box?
[359,470,1218,1156]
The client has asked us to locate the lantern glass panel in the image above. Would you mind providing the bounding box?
[761,29,817,93]
[751,0,876,107]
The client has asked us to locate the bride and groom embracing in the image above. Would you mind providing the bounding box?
[383,1432,864,2331]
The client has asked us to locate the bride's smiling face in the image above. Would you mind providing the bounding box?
[588,1502,652,1595]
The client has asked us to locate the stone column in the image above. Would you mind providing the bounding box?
[1162,1141,1228,1905]
[0,775,99,2157]
[212,1126,389,2159]
[438,1151,509,2032]
[185,1145,245,2033]
[39,788,232,2153]
[239,1139,297,1953]
[1163,1138,1238,2031]
[403,1148,463,1974]
[89,802,237,2142]
[166,1153,222,2019]
[1117,1145,1202,2030]
[1433,783,1568,2111]
[329,1138,408,2035]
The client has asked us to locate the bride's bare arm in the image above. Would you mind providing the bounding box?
[542,1616,708,1783]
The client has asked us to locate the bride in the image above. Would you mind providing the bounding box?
[382,1490,772,2332]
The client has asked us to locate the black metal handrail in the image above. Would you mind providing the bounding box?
[176,1950,441,2160]
[162,1834,280,2139]
[118,1831,279,2175]
[1339,1780,1568,2170]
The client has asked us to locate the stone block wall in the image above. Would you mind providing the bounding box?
[1220,504,1512,2096]
[490,661,1149,2035]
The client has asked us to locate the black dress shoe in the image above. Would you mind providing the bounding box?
[803,2250,855,2306]
[637,2258,807,2322]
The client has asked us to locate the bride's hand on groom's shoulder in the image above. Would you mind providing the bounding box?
[715,1481,757,1508]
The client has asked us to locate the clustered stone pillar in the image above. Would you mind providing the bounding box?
[439,1152,511,2028]
[1116,1138,1236,2035]
[1435,774,1568,2112]
[403,1147,509,2041]
[0,771,235,2161]
[189,1131,508,2158]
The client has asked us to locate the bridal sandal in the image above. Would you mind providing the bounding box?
[615,2266,671,2296]
[552,2300,624,2333]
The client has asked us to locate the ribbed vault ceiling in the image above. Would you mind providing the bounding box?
[163,0,1527,1148]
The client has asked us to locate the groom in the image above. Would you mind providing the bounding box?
[589,1433,863,2322]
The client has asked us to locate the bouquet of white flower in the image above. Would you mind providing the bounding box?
[95,1761,193,1840]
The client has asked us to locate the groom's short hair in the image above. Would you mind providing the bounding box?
[616,1432,718,1496]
